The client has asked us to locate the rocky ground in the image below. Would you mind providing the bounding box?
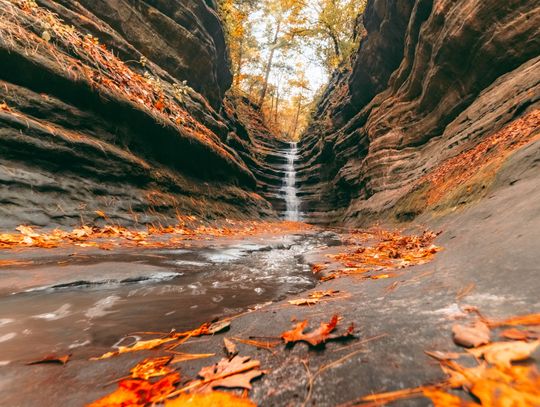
[0,138,538,406]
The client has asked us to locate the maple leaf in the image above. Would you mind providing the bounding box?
[288,298,319,306]
[27,354,71,365]
[452,321,491,348]
[130,356,174,380]
[281,315,354,346]
[467,340,540,368]
[88,373,180,406]
[165,391,256,406]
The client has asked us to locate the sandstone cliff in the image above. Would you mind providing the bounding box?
[0,0,285,229]
[298,0,540,224]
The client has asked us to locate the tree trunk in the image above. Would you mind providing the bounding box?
[258,18,282,107]
[234,36,244,87]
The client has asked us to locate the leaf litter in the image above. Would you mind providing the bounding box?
[344,309,540,406]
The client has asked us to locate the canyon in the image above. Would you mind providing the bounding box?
[0,0,539,406]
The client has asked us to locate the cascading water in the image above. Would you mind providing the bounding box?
[282,142,301,221]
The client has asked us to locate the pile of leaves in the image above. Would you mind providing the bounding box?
[82,312,356,406]
[349,311,540,406]
[0,220,310,251]
[322,228,441,280]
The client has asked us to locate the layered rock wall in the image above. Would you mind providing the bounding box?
[0,0,285,229]
[298,0,540,224]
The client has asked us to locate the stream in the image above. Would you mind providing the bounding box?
[0,232,340,364]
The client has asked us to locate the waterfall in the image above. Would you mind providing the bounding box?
[282,142,300,221]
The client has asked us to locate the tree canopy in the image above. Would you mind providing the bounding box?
[219,0,367,140]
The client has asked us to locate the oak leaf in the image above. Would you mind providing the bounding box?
[187,355,264,393]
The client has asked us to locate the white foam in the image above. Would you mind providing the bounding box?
[32,303,71,321]
[85,295,121,319]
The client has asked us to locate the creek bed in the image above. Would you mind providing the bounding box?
[0,232,340,364]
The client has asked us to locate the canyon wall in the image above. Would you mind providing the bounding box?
[298,0,540,224]
[0,0,285,229]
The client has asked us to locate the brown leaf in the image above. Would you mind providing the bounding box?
[467,340,540,368]
[288,298,319,306]
[186,355,264,393]
[452,321,491,348]
[27,354,71,366]
[281,315,354,346]
[224,338,238,358]
[165,391,256,406]
[170,352,214,364]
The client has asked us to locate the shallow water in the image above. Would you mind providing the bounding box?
[0,232,337,363]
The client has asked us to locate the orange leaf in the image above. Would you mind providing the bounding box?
[130,356,174,380]
[165,391,255,406]
[27,354,71,366]
[281,315,354,346]
[489,313,540,328]
[89,373,180,406]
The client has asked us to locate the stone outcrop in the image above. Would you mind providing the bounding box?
[0,0,284,229]
[297,0,540,224]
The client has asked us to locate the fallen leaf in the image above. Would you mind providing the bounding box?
[207,320,231,335]
[469,365,540,406]
[170,352,215,364]
[88,373,180,406]
[94,210,108,218]
[423,388,479,406]
[467,340,540,368]
[130,356,173,380]
[165,391,256,406]
[309,290,340,299]
[500,327,540,341]
[288,298,319,306]
[224,338,238,358]
[452,321,491,348]
[281,315,354,346]
[27,354,71,365]
[489,313,540,328]
[182,355,264,394]
[232,337,280,351]
[92,336,177,360]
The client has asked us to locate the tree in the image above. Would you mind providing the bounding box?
[257,0,307,107]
